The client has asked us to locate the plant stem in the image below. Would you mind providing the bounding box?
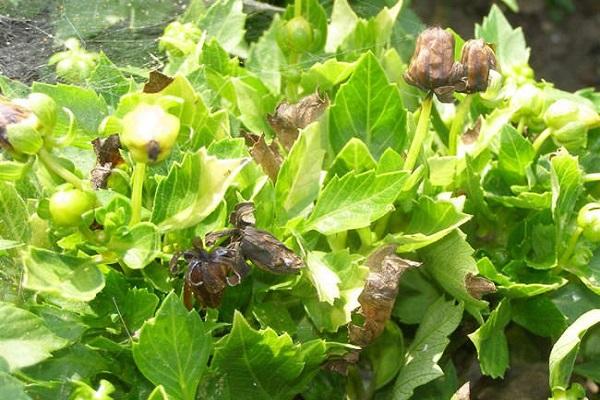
[294,0,302,17]
[356,226,373,248]
[404,94,433,172]
[327,231,347,251]
[37,148,84,190]
[559,227,582,267]
[584,173,600,183]
[448,95,472,156]
[532,128,553,153]
[130,162,146,226]
[517,117,526,134]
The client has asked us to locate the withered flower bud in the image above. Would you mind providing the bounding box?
[458,39,498,94]
[404,27,465,103]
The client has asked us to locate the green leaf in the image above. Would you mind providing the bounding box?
[300,250,368,332]
[87,53,133,108]
[475,4,529,69]
[498,125,535,184]
[0,182,30,244]
[501,0,519,12]
[133,292,212,400]
[486,191,552,210]
[468,299,511,378]
[208,311,327,399]
[303,170,407,235]
[32,82,108,140]
[551,152,583,258]
[0,74,30,98]
[477,257,567,298]
[365,321,404,389]
[549,309,600,391]
[300,59,356,93]
[148,386,169,400]
[325,0,359,53]
[109,222,160,270]
[199,0,247,57]
[23,247,105,302]
[326,138,377,180]
[151,149,248,231]
[0,371,30,400]
[392,297,464,400]
[329,52,407,159]
[419,231,488,319]
[275,122,325,222]
[247,16,285,95]
[511,296,567,338]
[385,196,472,253]
[305,251,343,305]
[393,268,442,325]
[120,288,160,333]
[0,302,68,371]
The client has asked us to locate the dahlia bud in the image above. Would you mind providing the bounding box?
[577,203,600,242]
[458,39,498,93]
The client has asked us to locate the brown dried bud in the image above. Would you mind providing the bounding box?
[239,226,303,274]
[458,39,498,94]
[404,27,465,103]
[0,100,31,151]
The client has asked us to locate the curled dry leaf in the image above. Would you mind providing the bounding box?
[465,273,496,299]
[90,134,124,189]
[267,91,328,150]
[143,70,174,93]
[349,245,421,347]
[243,132,282,182]
[174,202,303,308]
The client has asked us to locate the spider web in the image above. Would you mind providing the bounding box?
[0,0,424,92]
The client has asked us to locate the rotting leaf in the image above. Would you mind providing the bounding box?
[243,132,282,182]
[465,273,496,300]
[90,134,124,189]
[143,71,174,94]
[267,91,328,150]
[349,245,420,347]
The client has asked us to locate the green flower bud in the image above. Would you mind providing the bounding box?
[577,203,600,242]
[510,83,544,119]
[120,104,180,164]
[49,38,99,83]
[277,16,314,54]
[544,99,599,151]
[6,121,43,155]
[24,93,57,134]
[49,186,96,227]
[159,21,202,58]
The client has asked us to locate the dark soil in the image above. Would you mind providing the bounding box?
[412,0,600,91]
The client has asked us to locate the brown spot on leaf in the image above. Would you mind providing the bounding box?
[465,273,496,299]
[143,71,174,93]
[349,245,421,347]
[243,132,282,182]
[90,134,124,189]
[267,91,328,150]
[462,117,482,145]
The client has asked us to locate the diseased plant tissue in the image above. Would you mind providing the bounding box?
[1,1,600,399]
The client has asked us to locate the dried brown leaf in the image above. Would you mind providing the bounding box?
[243,132,282,181]
[143,71,174,93]
[465,273,496,299]
[229,202,256,227]
[267,92,328,150]
[240,226,303,274]
[90,134,124,190]
[349,245,420,347]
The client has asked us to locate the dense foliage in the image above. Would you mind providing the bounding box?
[1,1,600,399]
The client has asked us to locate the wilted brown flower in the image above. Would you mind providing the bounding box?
[0,100,30,150]
[404,27,465,103]
[458,39,498,94]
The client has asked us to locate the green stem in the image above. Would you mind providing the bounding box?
[356,226,373,248]
[130,162,146,226]
[448,95,473,156]
[516,117,526,134]
[584,173,600,183]
[294,0,302,17]
[37,148,84,190]
[559,227,582,267]
[404,94,433,172]
[532,128,553,153]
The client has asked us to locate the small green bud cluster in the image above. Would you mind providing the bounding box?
[159,21,202,58]
[49,38,99,83]
[544,99,599,151]
[49,184,96,227]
